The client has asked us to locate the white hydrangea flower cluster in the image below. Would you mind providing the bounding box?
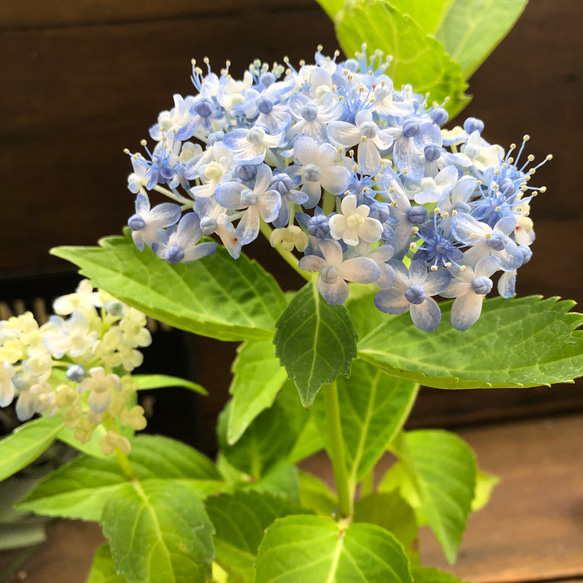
[0,281,151,454]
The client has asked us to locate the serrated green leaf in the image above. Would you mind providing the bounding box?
[17,435,224,521]
[87,545,127,583]
[102,480,215,583]
[393,430,477,563]
[227,340,288,445]
[336,0,471,117]
[0,415,65,482]
[312,360,418,482]
[206,491,308,582]
[354,491,418,560]
[387,0,454,34]
[412,566,468,583]
[255,515,413,582]
[435,0,529,78]
[133,374,207,395]
[298,471,338,516]
[287,415,324,464]
[274,280,357,407]
[472,469,499,512]
[359,296,583,389]
[242,460,300,503]
[51,232,287,342]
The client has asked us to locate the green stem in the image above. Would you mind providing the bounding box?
[322,191,336,216]
[115,447,138,481]
[322,380,353,519]
[259,219,311,281]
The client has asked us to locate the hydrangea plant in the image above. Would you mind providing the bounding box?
[1,1,582,582]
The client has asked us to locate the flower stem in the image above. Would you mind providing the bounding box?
[322,380,353,519]
[115,447,138,481]
[259,219,311,281]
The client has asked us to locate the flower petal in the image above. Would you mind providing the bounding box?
[338,257,381,284]
[374,288,409,315]
[410,297,442,331]
[450,292,484,331]
[318,278,349,305]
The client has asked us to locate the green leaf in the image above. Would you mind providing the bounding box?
[472,469,499,512]
[255,515,413,582]
[227,340,288,445]
[17,435,224,521]
[59,418,134,459]
[0,415,65,482]
[218,382,311,479]
[287,415,324,464]
[206,491,308,582]
[354,492,418,560]
[387,0,454,34]
[313,360,418,482]
[102,480,215,583]
[358,296,583,389]
[314,0,344,20]
[133,374,207,395]
[412,567,468,583]
[336,1,470,117]
[51,232,287,342]
[435,0,529,78]
[274,280,357,407]
[393,430,477,563]
[242,461,300,503]
[298,471,338,516]
[87,545,127,583]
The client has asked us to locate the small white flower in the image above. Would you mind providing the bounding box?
[329,195,383,246]
[270,226,309,253]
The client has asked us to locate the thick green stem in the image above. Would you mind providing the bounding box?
[115,448,138,481]
[322,380,353,519]
[259,219,311,281]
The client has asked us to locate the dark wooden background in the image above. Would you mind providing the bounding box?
[0,0,582,441]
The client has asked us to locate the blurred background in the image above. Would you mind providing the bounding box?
[0,1,582,580]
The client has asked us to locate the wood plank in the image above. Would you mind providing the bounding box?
[0,0,318,31]
[299,414,583,582]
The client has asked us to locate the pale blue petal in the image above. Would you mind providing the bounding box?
[423,268,452,296]
[497,271,516,298]
[374,288,410,315]
[318,278,349,305]
[410,297,441,331]
[338,257,380,284]
[409,259,427,285]
[236,208,261,245]
[450,292,484,331]
[214,182,245,209]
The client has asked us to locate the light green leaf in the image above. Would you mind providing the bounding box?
[435,0,529,78]
[412,566,469,583]
[219,382,312,479]
[51,232,287,342]
[242,461,300,503]
[298,471,338,516]
[388,0,454,34]
[314,0,344,20]
[287,415,324,464]
[358,296,583,389]
[0,415,65,482]
[17,435,223,521]
[255,515,413,582]
[133,374,207,395]
[472,469,499,512]
[394,430,477,563]
[354,491,418,560]
[274,280,357,407]
[205,491,308,582]
[59,418,134,459]
[87,544,127,583]
[336,0,470,116]
[312,360,418,482]
[102,480,215,583]
[227,340,288,445]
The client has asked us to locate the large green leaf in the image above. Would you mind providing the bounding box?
[387,0,454,34]
[51,232,287,342]
[0,415,65,482]
[313,360,418,483]
[390,430,477,563]
[86,545,127,583]
[412,567,468,583]
[336,0,470,116]
[205,491,307,582]
[354,491,418,560]
[297,471,338,516]
[255,515,413,582]
[274,280,357,407]
[133,374,207,395]
[241,460,300,503]
[287,414,324,464]
[435,0,529,78]
[315,0,344,20]
[102,480,215,583]
[227,340,288,445]
[17,435,224,521]
[358,296,583,389]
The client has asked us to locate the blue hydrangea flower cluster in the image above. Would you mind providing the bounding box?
[125,46,550,332]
